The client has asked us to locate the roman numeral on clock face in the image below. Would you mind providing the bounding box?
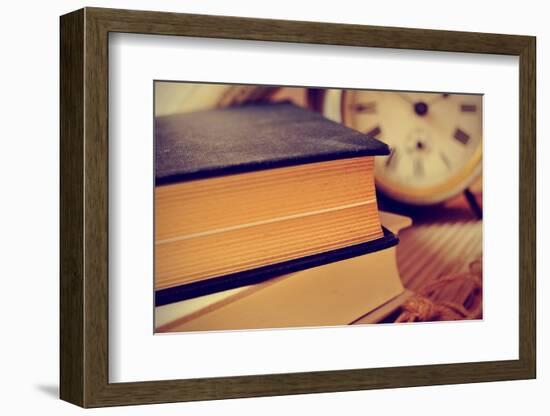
[453,128,470,145]
[414,158,424,177]
[385,148,398,169]
[461,104,477,113]
[440,151,452,170]
[365,126,381,138]
[353,102,377,113]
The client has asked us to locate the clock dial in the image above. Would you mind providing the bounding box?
[341,90,483,204]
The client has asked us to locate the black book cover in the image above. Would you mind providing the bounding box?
[155,102,390,186]
[154,102,396,306]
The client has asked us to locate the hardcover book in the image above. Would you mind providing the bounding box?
[155,103,397,305]
[155,212,411,332]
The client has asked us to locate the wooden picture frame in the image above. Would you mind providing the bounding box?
[60,7,536,408]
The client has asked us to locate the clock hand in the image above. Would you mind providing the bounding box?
[398,92,450,111]
[397,92,430,117]
[396,92,415,105]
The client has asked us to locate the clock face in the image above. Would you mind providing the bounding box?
[341,90,483,205]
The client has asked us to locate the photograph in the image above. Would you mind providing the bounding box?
[153,82,483,333]
[56,5,536,409]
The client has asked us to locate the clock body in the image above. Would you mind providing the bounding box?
[322,89,483,205]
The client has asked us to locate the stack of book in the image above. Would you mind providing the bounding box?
[154,102,409,332]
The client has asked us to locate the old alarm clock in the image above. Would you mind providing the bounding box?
[321,89,482,205]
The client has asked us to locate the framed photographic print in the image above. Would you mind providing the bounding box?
[60,7,536,408]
